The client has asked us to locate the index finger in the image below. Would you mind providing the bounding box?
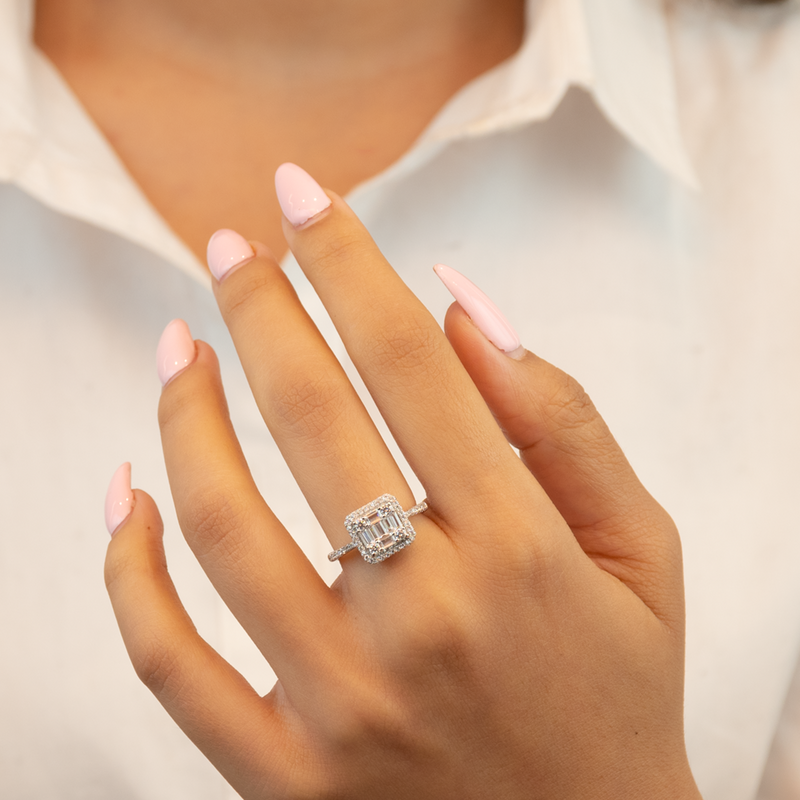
[275,164,542,531]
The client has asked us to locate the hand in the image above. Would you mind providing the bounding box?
[105,165,701,799]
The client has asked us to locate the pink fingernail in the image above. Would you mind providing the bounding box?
[207,228,255,281]
[433,264,523,356]
[156,319,196,386]
[275,162,331,227]
[105,462,134,536]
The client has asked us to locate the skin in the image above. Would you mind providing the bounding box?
[34,0,525,261]
[36,1,701,794]
[105,188,702,798]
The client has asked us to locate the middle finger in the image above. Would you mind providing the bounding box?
[209,233,442,570]
[275,164,538,530]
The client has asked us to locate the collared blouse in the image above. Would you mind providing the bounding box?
[1,0,799,797]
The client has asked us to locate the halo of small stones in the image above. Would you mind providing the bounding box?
[344,494,418,564]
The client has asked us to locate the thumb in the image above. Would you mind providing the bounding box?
[436,267,683,623]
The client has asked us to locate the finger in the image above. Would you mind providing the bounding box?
[156,323,343,679]
[443,301,684,624]
[207,235,437,571]
[274,165,541,533]
[104,486,301,796]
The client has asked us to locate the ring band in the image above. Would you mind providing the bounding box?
[328,494,428,564]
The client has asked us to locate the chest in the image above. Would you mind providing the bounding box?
[58,66,454,261]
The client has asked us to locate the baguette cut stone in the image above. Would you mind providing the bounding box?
[344,494,416,563]
[356,509,403,549]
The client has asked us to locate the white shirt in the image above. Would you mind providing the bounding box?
[1,0,799,797]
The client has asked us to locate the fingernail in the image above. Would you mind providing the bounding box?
[105,462,134,536]
[156,319,196,386]
[433,264,523,356]
[275,162,331,227]
[207,228,255,281]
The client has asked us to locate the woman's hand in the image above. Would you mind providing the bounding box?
[104,164,701,800]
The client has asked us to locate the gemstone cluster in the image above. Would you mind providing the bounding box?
[343,494,416,564]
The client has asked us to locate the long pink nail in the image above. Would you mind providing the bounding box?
[275,163,331,227]
[433,264,522,356]
[105,462,134,536]
[156,319,196,386]
[207,228,255,281]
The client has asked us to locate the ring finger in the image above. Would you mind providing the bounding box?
[208,234,443,575]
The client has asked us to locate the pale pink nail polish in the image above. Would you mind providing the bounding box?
[207,228,255,281]
[105,462,134,536]
[433,264,523,356]
[275,162,331,227]
[156,319,196,386]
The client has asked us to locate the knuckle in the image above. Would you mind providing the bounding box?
[318,600,477,764]
[270,369,350,444]
[627,502,684,561]
[180,486,251,564]
[325,689,408,755]
[363,318,444,381]
[312,231,372,276]
[541,370,609,447]
[544,371,596,428]
[133,637,187,701]
[389,587,474,675]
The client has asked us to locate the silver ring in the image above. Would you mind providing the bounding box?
[328,494,428,564]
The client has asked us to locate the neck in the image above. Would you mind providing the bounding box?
[36,0,526,82]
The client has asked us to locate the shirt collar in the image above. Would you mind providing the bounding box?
[0,0,697,279]
[422,0,698,189]
[0,0,206,283]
